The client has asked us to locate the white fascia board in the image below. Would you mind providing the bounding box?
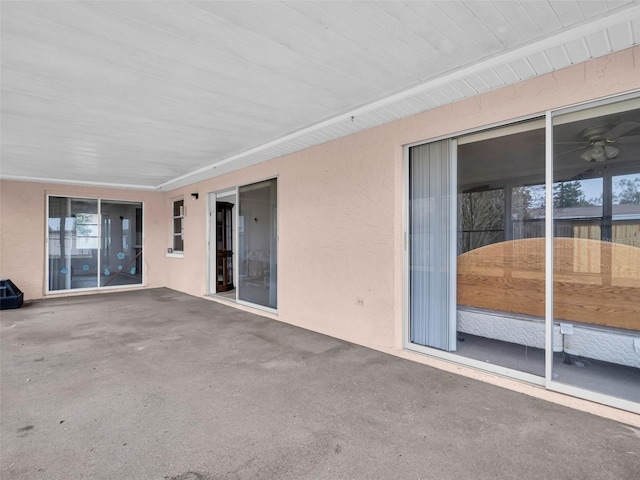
[0,174,159,191]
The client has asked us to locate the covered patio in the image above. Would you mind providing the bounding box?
[1,288,638,479]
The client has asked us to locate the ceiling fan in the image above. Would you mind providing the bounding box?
[555,122,640,162]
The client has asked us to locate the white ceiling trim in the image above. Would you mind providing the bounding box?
[158,4,640,192]
[1,174,158,191]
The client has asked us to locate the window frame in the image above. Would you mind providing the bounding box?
[171,198,184,254]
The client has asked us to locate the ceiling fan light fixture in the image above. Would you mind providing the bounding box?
[592,144,605,158]
[580,149,596,162]
[604,144,619,159]
[580,142,619,162]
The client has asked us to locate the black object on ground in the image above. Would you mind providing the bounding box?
[0,279,24,309]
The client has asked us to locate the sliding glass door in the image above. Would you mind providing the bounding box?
[409,120,548,378]
[48,197,143,292]
[407,94,640,409]
[237,179,278,309]
[456,119,547,378]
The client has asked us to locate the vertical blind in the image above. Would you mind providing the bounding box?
[409,140,455,351]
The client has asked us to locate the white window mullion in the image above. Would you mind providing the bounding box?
[97,199,102,288]
[544,112,554,387]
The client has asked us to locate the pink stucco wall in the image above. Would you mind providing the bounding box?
[1,46,638,358]
[162,46,640,353]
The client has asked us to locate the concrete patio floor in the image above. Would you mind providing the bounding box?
[1,288,639,480]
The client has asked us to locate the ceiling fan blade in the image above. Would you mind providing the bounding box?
[615,134,640,144]
[605,122,640,140]
[554,145,587,157]
[570,167,597,181]
[552,141,590,145]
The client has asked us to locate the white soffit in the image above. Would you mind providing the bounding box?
[1,1,639,191]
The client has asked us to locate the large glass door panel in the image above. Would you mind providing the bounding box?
[551,97,640,403]
[48,197,99,291]
[456,120,547,376]
[238,179,277,309]
[100,200,143,287]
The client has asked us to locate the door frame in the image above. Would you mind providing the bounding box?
[402,121,547,387]
[45,195,145,294]
[402,91,640,413]
[207,189,238,297]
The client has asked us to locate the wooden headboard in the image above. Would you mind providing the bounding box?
[457,238,640,331]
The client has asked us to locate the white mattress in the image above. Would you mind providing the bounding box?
[457,307,640,368]
[457,308,563,351]
[563,326,640,369]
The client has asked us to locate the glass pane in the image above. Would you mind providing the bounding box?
[100,201,143,287]
[216,211,223,250]
[613,173,640,247]
[173,217,183,251]
[458,188,504,253]
[173,235,184,252]
[48,197,99,290]
[456,120,546,376]
[217,259,224,284]
[227,256,233,286]
[512,184,545,239]
[238,179,277,308]
[225,208,233,248]
[173,218,183,235]
[173,199,183,217]
[552,98,640,402]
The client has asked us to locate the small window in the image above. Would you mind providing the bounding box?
[172,199,184,252]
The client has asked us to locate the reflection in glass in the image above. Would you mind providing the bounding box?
[512,184,545,238]
[456,121,546,377]
[100,201,143,287]
[552,98,640,403]
[553,178,603,241]
[238,179,277,309]
[458,188,504,254]
[48,197,99,290]
[613,173,640,248]
[48,197,143,291]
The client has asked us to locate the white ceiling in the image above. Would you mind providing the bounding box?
[1,1,640,191]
